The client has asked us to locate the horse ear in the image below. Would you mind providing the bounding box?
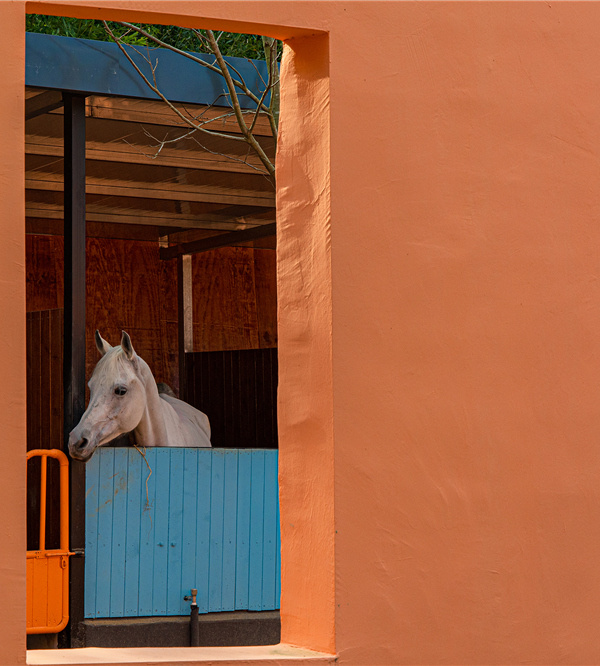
[95,330,112,357]
[121,330,136,361]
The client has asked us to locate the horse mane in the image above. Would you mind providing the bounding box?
[97,346,134,374]
[157,382,176,398]
[97,347,165,395]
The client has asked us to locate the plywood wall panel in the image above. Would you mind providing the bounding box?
[192,247,261,352]
[26,235,64,311]
[253,249,278,348]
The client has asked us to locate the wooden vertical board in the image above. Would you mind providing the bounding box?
[262,451,278,609]
[30,312,42,451]
[235,450,252,610]
[185,353,195,410]
[240,349,257,448]
[94,449,115,617]
[84,452,100,618]
[166,448,184,615]
[208,450,225,612]
[222,351,234,447]
[221,450,239,610]
[50,310,64,450]
[26,312,34,450]
[123,448,142,617]
[252,249,278,349]
[270,348,279,446]
[229,351,240,447]
[212,351,224,445]
[180,448,199,615]
[195,449,212,613]
[27,314,41,550]
[138,448,157,616]
[152,449,171,615]
[40,311,51,447]
[109,450,128,617]
[248,450,265,609]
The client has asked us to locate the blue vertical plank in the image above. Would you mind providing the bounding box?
[235,450,252,610]
[152,449,171,615]
[166,448,184,615]
[196,449,212,613]
[248,450,265,610]
[180,449,199,615]
[95,449,115,617]
[109,450,128,616]
[84,452,100,618]
[275,469,281,608]
[208,450,225,612]
[138,448,156,616]
[261,451,278,609]
[124,448,143,616]
[221,450,238,610]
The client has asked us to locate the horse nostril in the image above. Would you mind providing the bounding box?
[77,437,88,451]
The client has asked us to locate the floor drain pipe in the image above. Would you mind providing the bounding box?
[184,588,199,646]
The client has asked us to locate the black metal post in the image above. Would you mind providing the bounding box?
[62,92,87,649]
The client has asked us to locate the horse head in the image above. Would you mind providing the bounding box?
[68,330,147,462]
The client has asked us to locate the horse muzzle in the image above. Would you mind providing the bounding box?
[68,432,95,462]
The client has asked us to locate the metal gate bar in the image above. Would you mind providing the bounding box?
[26,449,72,634]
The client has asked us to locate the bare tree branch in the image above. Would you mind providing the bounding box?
[103,20,279,181]
[103,22,247,144]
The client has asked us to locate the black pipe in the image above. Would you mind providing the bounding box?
[185,588,199,646]
[190,602,199,647]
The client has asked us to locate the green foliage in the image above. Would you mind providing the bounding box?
[26,15,274,60]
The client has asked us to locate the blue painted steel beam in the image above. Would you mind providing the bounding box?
[26,32,269,109]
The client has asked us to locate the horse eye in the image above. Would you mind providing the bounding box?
[114,386,127,396]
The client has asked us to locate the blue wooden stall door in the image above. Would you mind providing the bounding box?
[85,448,280,619]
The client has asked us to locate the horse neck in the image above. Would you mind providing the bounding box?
[131,358,168,446]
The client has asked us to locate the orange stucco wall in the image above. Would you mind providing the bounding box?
[4,1,600,664]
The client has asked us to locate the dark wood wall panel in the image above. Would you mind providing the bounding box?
[26,309,64,551]
[26,309,64,451]
[186,348,278,449]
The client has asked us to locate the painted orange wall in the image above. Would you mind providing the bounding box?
[3,1,600,664]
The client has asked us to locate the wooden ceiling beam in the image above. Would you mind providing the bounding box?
[26,171,275,208]
[26,201,275,231]
[25,90,64,120]
[25,134,270,176]
[85,96,274,137]
[160,222,277,260]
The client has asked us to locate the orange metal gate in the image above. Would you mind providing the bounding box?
[26,449,73,634]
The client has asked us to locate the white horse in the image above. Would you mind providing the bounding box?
[68,330,211,462]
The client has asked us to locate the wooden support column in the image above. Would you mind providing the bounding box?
[62,93,87,649]
[177,254,193,402]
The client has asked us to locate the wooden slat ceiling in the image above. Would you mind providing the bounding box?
[25,87,276,246]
